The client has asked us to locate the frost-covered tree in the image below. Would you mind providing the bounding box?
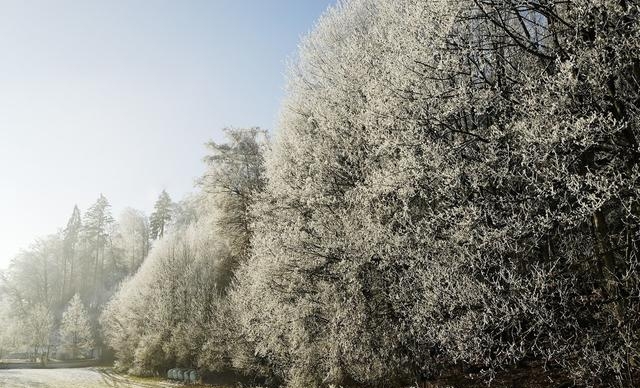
[195,128,269,376]
[61,205,82,299]
[102,128,268,377]
[201,127,267,270]
[24,304,54,364]
[172,194,202,229]
[0,298,21,360]
[149,190,173,240]
[4,237,63,310]
[1,237,63,364]
[101,263,153,371]
[232,0,640,386]
[102,214,221,374]
[116,208,149,272]
[82,194,115,307]
[59,294,94,359]
[199,127,268,289]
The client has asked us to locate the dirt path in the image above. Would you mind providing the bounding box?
[0,367,180,388]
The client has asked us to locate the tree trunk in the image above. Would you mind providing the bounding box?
[592,210,623,323]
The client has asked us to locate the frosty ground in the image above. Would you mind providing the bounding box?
[0,367,186,388]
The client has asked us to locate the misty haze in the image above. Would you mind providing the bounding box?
[1,1,640,388]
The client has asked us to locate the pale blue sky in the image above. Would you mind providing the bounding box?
[0,0,333,268]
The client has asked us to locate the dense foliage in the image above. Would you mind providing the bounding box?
[101,128,268,376]
[232,1,640,386]
[3,1,640,387]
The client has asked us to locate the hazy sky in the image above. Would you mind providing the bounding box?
[0,0,333,268]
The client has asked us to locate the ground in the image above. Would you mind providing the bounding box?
[0,364,584,387]
[0,367,206,388]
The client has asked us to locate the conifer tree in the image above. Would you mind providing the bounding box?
[82,194,114,306]
[149,190,173,240]
[62,205,82,298]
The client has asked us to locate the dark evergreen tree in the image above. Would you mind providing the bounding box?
[61,205,82,299]
[149,190,173,240]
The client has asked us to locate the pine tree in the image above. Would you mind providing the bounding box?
[82,194,114,306]
[149,190,173,240]
[59,294,94,359]
[62,205,82,299]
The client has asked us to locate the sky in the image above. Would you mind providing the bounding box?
[0,0,334,269]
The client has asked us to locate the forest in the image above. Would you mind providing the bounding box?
[2,0,640,387]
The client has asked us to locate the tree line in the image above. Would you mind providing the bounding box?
[4,0,640,387]
[0,190,174,363]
